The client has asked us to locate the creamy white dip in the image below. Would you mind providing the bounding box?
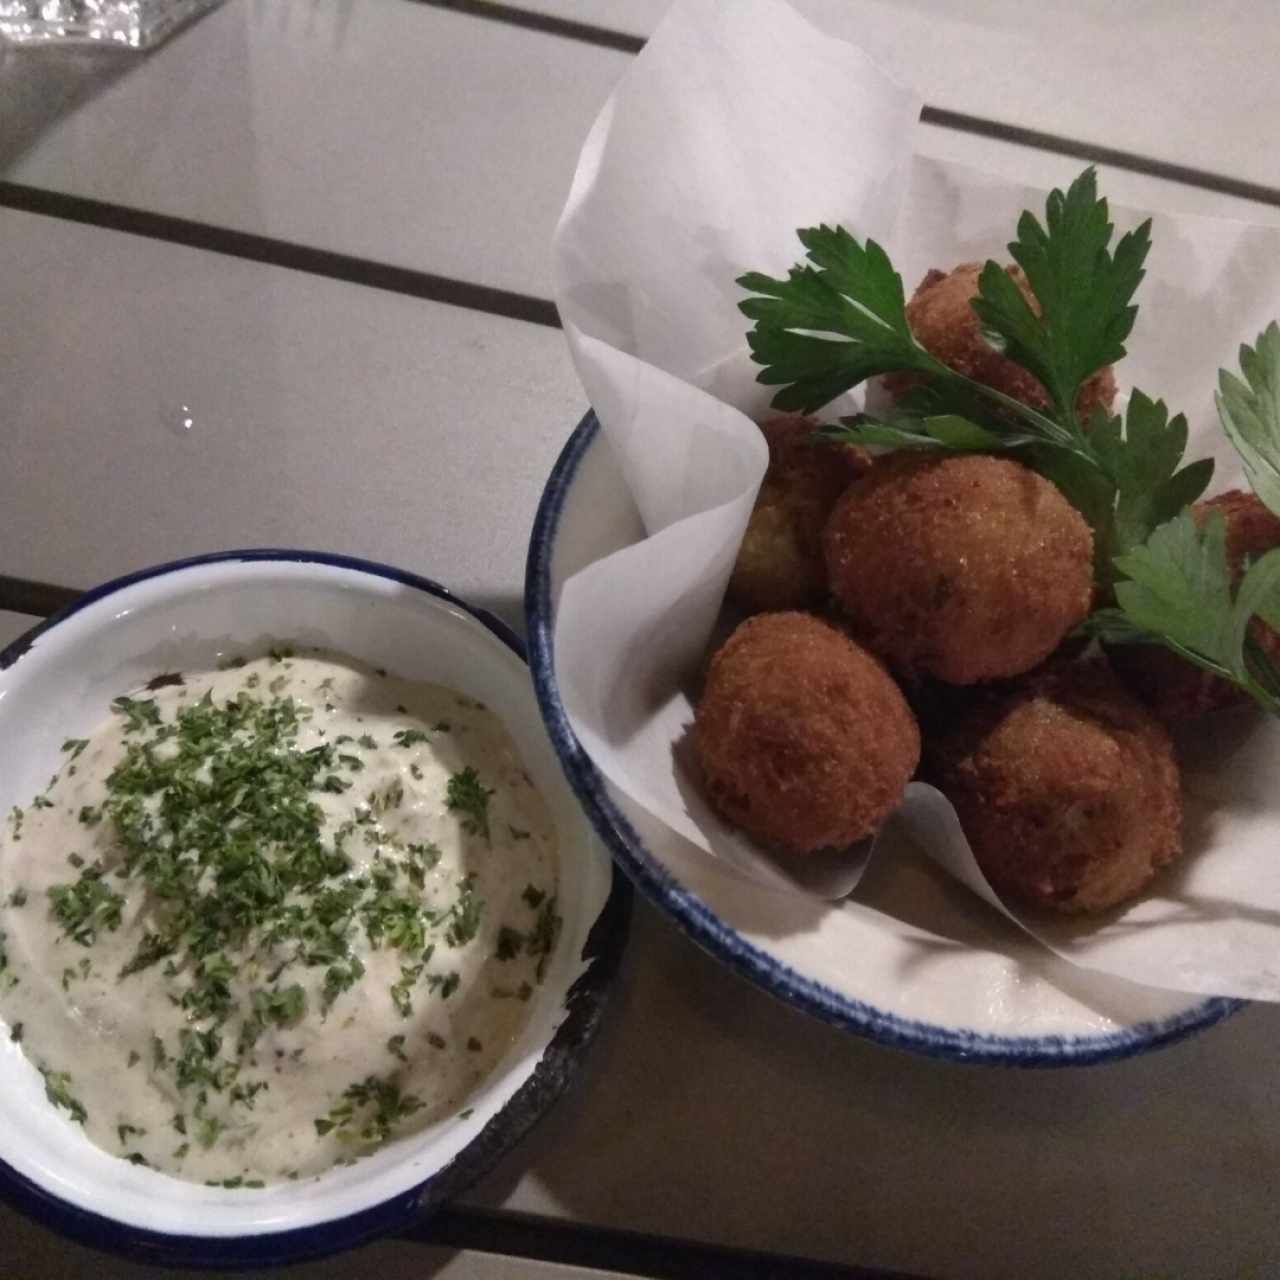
[0,649,560,1186]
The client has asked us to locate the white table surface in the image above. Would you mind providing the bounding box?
[3,3,1280,1277]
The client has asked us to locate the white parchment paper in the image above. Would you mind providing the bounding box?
[550,0,1280,997]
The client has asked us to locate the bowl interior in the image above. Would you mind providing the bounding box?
[529,415,1239,1064]
[0,554,616,1240]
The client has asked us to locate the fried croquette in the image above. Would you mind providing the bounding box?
[823,453,1094,684]
[1109,489,1280,719]
[694,612,920,856]
[728,415,871,614]
[884,264,1116,419]
[929,660,1182,914]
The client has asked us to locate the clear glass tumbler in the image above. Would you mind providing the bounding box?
[0,0,221,48]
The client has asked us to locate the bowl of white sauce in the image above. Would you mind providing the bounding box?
[0,550,628,1266]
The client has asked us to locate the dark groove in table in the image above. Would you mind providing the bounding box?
[0,182,562,328]
[0,574,79,619]
[411,0,644,53]
[408,1206,928,1279]
[919,108,1280,209]
[414,0,1280,211]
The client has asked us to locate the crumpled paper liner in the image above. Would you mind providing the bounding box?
[550,0,1280,999]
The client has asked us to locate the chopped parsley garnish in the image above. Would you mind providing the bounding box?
[403,842,442,886]
[322,956,366,1011]
[111,696,161,733]
[8,887,27,908]
[425,971,460,1000]
[521,884,546,910]
[363,892,428,953]
[389,962,422,1018]
[9,1022,23,1043]
[7,807,22,841]
[368,780,404,814]
[496,927,525,961]
[446,768,493,841]
[117,1123,146,1145]
[386,1034,408,1063]
[392,729,431,749]
[61,739,90,760]
[527,898,562,982]
[48,865,124,946]
[314,1074,425,1146]
[40,1067,87,1124]
[426,1032,446,1050]
[445,882,483,948]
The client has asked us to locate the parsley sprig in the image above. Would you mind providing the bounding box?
[739,168,1280,715]
[1089,326,1280,703]
[446,767,494,841]
[739,169,1212,586]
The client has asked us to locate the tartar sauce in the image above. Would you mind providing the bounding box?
[0,648,560,1186]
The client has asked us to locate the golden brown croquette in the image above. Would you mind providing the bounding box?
[728,416,871,614]
[823,453,1094,684]
[694,612,919,856]
[929,660,1182,914]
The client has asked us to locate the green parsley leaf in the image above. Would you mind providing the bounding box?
[1217,321,1280,518]
[111,696,162,733]
[738,226,931,413]
[1091,510,1280,714]
[446,768,493,841]
[39,1067,87,1124]
[971,169,1150,429]
[445,883,483,948]
[1110,511,1237,671]
[527,898,562,983]
[314,1074,425,1147]
[48,865,125,946]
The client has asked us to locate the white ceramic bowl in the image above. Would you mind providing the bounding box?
[0,551,628,1266]
[526,413,1241,1068]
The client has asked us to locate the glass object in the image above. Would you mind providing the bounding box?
[0,0,221,48]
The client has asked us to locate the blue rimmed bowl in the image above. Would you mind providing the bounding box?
[0,550,629,1267]
[525,411,1242,1067]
